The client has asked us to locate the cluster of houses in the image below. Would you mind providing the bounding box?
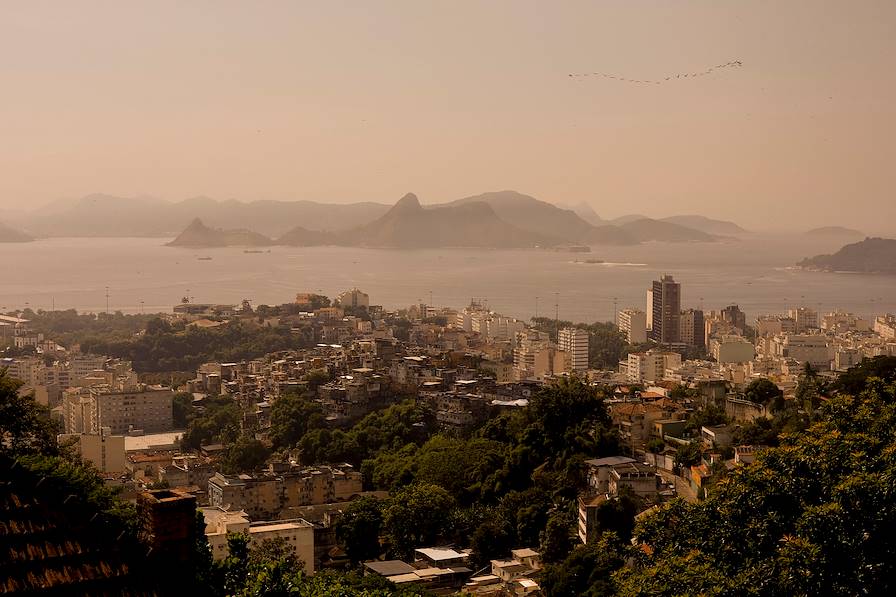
[6,289,895,596]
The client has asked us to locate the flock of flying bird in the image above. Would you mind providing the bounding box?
[568,60,743,84]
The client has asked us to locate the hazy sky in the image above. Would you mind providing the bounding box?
[2,1,894,231]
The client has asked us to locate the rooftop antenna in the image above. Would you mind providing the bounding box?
[612,297,618,324]
[554,292,559,324]
[105,287,110,314]
[535,296,539,319]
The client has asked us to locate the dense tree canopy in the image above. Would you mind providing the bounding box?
[181,395,241,450]
[269,391,325,450]
[382,483,457,560]
[744,378,785,411]
[220,435,271,474]
[335,496,385,564]
[208,532,428,597]
[0,371,60,457]
[618,376,896,596]
[80,319,314,372]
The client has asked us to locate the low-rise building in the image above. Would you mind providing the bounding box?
[63,383,174,435]
[625,350,681,384]
[58,427,126,474]
[207,464,362,519]
[617,309,647,345]
[767,333,831,370]
[874,314,896,340]
[710,336,755,364]
[335,288,370,309]
[201,507,314,573]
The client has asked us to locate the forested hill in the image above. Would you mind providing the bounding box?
[799,237,896,273]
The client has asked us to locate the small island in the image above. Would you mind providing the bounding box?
[798,237,896,274]
[166,218,273,248]
[805,226,864,238]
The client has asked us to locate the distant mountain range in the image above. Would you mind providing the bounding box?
[12,194,389,238]
[9,189,739,248]
[617,218,716,242]
[0,221,32,242]
[799,237,896,273]
[171,194,551,249]
[566,203,747,236]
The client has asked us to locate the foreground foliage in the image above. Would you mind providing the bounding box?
[617,376,896,596]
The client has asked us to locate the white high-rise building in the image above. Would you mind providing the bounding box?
[645,290,654,332]
[618,309,647,344]
[558,328,589,372]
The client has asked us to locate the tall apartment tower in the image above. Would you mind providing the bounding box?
[649,275,681,344]
[558,327,589,372]
[617,309,647,344]
[679,309,705,348]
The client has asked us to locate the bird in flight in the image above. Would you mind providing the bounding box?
[569,60,743,84]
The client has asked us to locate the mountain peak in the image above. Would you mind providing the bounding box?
[394,193,421,209]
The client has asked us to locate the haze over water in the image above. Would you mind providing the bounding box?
[4,235,895,323]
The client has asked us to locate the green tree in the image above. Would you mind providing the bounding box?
[470,517,513,569]
[269,391,324,450]
[382,483,456,560]
[172,391,194,428]
[795,362,823,410]
[541,534,627,597]
[744,378,783,408]
[221,435,271,473]
[181,396,241,451]
[835,355,896,395]
[674,441,702,469]
[304,369,332,391]
[540,507,576,563]
[618,376,896,596]
[0,370,60,456]
[684,403,728,433]
[590,486,640,543]
[646,438,666,454]
[335,496,384,564]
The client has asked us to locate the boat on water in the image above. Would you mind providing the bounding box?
[197,256,213,261]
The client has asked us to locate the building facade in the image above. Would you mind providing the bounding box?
[201,508,315,573]
[335,288,370,309]
[679,309,705,348]
[649,275,681,344]
[558,327,589,372]
[63,385,174,435]
[58,427,127,474]
[618,309,647,344]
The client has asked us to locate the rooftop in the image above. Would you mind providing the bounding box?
[364,560,417,577]
[415,547,469,561]
[124,431,183,452]
[584,456,636,468]
[249,520,312,533]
